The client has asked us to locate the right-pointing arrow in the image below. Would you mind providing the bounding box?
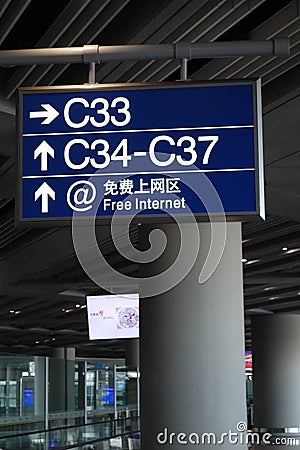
[34,182,55,214]
[29,103,59,125]
[34,141,55,171]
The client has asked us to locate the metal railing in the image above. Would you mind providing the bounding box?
[0,414,140,449]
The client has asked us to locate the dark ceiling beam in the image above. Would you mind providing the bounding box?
[0,228,75,287]
[245,247,300,275]
[5,0,130,96]
[263,60,300,114]
[245,295,300,310]
[266,186,300,222]
[98,0,211,83]
[244,273,300,285]
[242,217,293,255]
[244,244,300,261]
[245,283,300,301]
[0,0,30,46]
[133,0,267,83]
[0,162,15,197]
[262,299,300,311]
[5,0,93,98]
[28,0,131,87]
[0,280,92,296]
[191,0,297,82]
[242,220,299,244]
[0,0,12,19]
[271,304,300,313]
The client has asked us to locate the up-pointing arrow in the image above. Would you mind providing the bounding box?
[29,104,59,125]
[34,141,55,171]
[34,182,56,213]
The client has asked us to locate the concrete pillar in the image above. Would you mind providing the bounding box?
[125,339,140,367]
[140,222,247,449]
[125,339,140,410]
[6,365,17,381]
[49,348,75,412]
[52,348,65,360]
[252,314,300,430]
[77,361,86,411]
[65,348,75,412]
[49,348,65,412]
[34,356,45,416]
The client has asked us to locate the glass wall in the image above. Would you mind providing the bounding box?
[0,354,139,439]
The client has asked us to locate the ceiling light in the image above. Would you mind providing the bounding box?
[286,248,300,254]
[241,258,248,263]
[14,311,21,315]
[9,310,14,313]
[248,308,274,314]
[269,296,279,300]
[282,247,288,251]
[264,287,274,291]
[81,305,86,309]
[245,259,260,265]
[59,289,86,297]
[75,304,81,308]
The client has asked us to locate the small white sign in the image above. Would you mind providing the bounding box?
[86,293,139,340]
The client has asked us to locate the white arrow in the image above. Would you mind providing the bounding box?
[34,141,55,171]
[34,182,56,213]
[29,103,59,125]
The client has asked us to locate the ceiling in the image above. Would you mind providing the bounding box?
[0,0,298,356]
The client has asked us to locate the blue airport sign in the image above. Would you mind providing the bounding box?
[17,82,264,223]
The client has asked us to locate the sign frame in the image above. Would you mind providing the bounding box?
[16,80,265,225]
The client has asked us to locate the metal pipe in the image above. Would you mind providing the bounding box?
[0,39,290,67]
[137,366,140,417]
[180,58,188,81]
[94,39,290,61]
[189,39,290,58]
[88,62,96,83]
[113,364,117,420]
[84,361,87,425]
[19,377,23,417]
[45,357,49,431]
[98,44,174,61]
[0,45,99,66]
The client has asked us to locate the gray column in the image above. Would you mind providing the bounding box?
[125,339,140,411]
[66,348,75,412]
[34,356,45,416]
[51,348,65,360]
[140,222,247,449]
[125,339,140,368]
[49,348,65,412]
[6,365,17,381]
[77,361,86,411]
[252,314,300,430]
[49,347,75,412]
